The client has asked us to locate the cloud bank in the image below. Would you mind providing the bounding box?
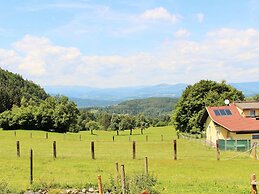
[1,28,259,87]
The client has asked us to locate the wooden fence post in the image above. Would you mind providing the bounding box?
[161,135,163,141]
[30,133,32,139]
[133,141,136,159]
[91,141,95,159]
[146,135,148,142]
[17,141,20,157]
[97,175,103,194]
[46,133,48,139]
[112,136,115,142]
[145,157,148,174]
[216,139,220,161]
[121,164,126,194]
[30,149,33,184]
[14,131,16,137]
[79,134,81,141]
[53,141,57,158]
[251,173,257,194]
[173,140,177,160]
[115,161,119,181]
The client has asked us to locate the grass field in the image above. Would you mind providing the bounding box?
[0,126,258,193]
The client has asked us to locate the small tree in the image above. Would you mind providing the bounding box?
[119,115,136,135]
[110,114,121,135]
[86,121,99,135]
[136,114,150,135]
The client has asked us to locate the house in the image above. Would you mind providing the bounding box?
[202,101,259,150]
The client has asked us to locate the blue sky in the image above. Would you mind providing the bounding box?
[0,0,259,87]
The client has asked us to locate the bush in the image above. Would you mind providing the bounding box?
[0,182,12,193]
[109,173,158,194]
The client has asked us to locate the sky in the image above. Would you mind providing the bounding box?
[0,0,259,88]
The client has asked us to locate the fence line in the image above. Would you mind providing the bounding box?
[180,133,208,146]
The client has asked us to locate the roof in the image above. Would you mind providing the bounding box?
[234,101,259,110]
[206,104,259,132]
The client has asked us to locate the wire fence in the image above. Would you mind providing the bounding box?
[179,132,257,161]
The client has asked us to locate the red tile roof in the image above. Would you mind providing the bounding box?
[206,104,259,132]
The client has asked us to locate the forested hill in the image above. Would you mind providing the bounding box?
[93,97,178,118]
[0,68,48,113]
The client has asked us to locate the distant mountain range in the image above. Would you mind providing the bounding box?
[44,81,259,108]
[44,83,187,107]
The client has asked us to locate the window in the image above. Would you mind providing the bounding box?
[213,109,232,116]
[250,110,256,117]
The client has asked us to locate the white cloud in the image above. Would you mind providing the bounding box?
[195,13,204,23]
[0,49,21,68]
[1,28,259,87]
[11,35,81,76]
[140,7,180,23]
[174,29,191,38]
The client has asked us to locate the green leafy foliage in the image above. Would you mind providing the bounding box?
[252,94,259,101]
[0,182,12,194]
[86,120,99,135]
[172,80,245,133]
[109,173,158,194]
[75,109,171,133]
[0,68,48,113]
[0,96,79,133]
[92,97,178,118]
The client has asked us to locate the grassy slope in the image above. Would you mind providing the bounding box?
[0,127,257,193]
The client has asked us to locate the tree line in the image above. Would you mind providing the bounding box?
[73,110,170,134]
[91,97,178,118]
[0,95,169,133]
[3,68,258,135]
[0,68,171,133]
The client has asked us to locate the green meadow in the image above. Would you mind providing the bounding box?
[0,126,258,193]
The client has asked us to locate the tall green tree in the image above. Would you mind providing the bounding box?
[96,112,112,130]
[172,80,244,133]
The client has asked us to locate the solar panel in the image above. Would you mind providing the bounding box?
[213,109,232,116]
[214,110,220,116]
[225,109,232,115]
[219,109,226,115]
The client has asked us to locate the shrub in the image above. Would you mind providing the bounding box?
[109,173,158,194]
